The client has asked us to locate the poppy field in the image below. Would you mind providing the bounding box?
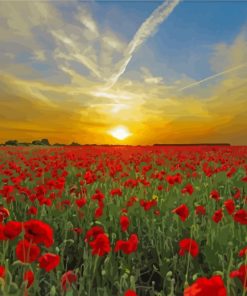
[0,145,247,296]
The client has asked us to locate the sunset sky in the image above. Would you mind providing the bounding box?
[0,0,247,145]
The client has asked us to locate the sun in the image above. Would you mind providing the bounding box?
[109,126,131,140]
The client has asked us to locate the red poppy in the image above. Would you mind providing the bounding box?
[210,190,220,201]
[120,216,130,232]
[224,199,235,215]
[85,226,105,242]
[75,198,87,208]
[3,221,22,240]
[157,185,163,191]
[124,290,137,296]
[95,206,104,219]
[91,190,105,202]
[114,234,139,255]
[184,275,227,296]
[16,239,40,263]
[195,205,206,216]
[212,209,223,223]
[140,199,157,211]
[154,210,160,216]
[89,233,111,256]
[233,187,241,199]
[0,207,10,222]
[110,188,122,196]
[24,270,35,288]
[0,266,5,279]
[230,265,247,290]
[179,238,199,257]
[238,246,247,257]
[24,219,54,247]
[61,270,77,291]
[39,253,60,272]
[242,176,247,182]
[27,206,38,216]
[172,204,189,222]
[233,209,247,225]
[181,184,194,195]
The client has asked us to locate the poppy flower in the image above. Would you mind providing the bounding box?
[110,188,122,196]
[210,190,220,201]
[27,206,38,216]
[154,210,160,216]
[233,188,241,199]
[85,226,105,242]
[39,253,60,272]
[24,219,54,247]
[0,266,5,279]
[114,234,139,255]
[233,209,247,225]
[230,265,247,290]
[195,205,206,216]
[3,221,22,240]
[16,239,40,263]
[61,270,77,291]
[172,204,189,222]
[181,184,194,195]
[212,209,223,223]
[124,290,137,296]
[224,199,235,215]
[75,198,87,208]
[184,275,227,296]
[0,207,9,222]
[140,199,157,211]
[95,206,104,219]
[89,233,111,256]
[120,215,130,232]
[24,270,35,288]
[238,246,247,257]
[179,238,199,257]
[91,190,105,202]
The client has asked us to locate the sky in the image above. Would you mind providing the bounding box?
[0,0,247,145]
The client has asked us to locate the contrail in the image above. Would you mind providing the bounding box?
[179,62,247,91]
[105,0,181,89]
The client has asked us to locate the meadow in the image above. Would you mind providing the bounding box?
[0,145,246,296]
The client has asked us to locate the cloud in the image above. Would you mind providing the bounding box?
[104,0,181,89]
[178,62,247,91]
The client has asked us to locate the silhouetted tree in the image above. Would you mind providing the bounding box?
[5,140,18,146]
[40,139,50,146]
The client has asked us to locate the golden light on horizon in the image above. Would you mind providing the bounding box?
[109,126,131,140]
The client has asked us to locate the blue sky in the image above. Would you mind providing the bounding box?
[85,1,247,80]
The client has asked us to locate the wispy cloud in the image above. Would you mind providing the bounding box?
[104,0,181,89]
[179,62,247,91]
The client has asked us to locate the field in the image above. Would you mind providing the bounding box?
[0,145,247,296]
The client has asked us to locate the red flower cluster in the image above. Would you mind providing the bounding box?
[172,204,189,221]
[184,275,227,296]
[179,238,199,257]
[114,234,139,254]
[230,265,247,290]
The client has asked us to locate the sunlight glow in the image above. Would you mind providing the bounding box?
[109,126,131,140]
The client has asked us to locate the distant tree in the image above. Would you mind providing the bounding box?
[40,139,50,146]
[4,140,18,146]
[70,142,81,146]
[32,140,42,145]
